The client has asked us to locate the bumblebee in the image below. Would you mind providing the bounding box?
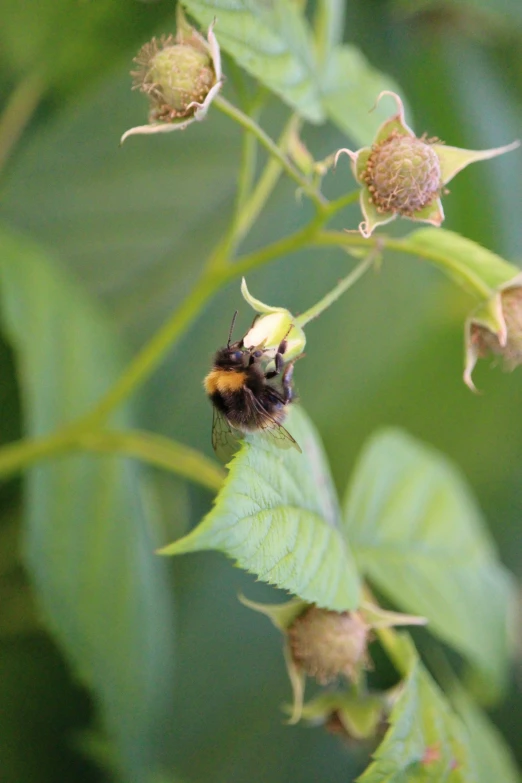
[204,313,301,460]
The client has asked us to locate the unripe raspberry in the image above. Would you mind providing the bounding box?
[288,607,369,684]
[362,131,442,216]
[333,90,518,237]
[133,36,215,122]
[471,287,522,370]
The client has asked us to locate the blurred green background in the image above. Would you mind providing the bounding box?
[0,1,521,781]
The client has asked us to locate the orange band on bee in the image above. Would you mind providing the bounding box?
[204,369,247,394]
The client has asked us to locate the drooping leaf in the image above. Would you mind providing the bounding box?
[343,429,514,696]
[0,226,178,781]
[161,406,361,610]
[404,228,519,295]
[182,0,326,122]
[359,651,475,782]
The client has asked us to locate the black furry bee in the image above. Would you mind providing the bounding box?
[204,312,301,461]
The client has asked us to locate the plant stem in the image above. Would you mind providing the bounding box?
[322,189,360,217]
[296,253,375,328]
[0,430,78,479]
[315,230,494,299]
[214,96,326,208]
[232,114,303,250]
[0,426,224,493]
[78,430,224,491]
[233,104,261,216]
[0,72,46,177]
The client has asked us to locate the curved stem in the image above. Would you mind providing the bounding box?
[315,230,494,299]
[232,114,303,250]
[0,426,224,493]
[0,430,77,479]
[77,429,224,491]
[296,252,376,328]
[214,96,326,208]
[233,101,263,216]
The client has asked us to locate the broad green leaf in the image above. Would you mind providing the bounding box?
[450,684,521,783]
[343,429,514,696]
[0,226,177,781]
[321,47,403,146]
[182,0,326,123]
[360,656,475,782]
[161,406,361,610]
[404,228,519,296]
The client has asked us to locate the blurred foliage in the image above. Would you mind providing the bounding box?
[0,0,522,782]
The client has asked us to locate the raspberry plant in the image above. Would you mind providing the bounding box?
[0,2,521,783]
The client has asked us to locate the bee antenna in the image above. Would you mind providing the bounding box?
[227,310,238,348]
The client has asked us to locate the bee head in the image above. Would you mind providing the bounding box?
[214,344,248,370]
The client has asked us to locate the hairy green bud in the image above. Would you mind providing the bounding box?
[363,131,442,216]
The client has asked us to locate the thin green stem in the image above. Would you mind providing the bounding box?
[0,71,46,177]
[214,96,325,208]
[230,223,317,280]
[78,430,224,491]
[0,426,224,493]
[234,116,259,215]
[315,230,493,299]
[232,114,303,250]
[322,189,361,218]
[296,253,375,328]
[0,430,79,479]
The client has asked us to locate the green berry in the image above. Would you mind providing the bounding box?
[363,131,442,216]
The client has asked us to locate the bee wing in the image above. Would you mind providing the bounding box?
[211,406,242,463]
[244,389,302,454]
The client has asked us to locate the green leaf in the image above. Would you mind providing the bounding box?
[320,47,404,146]
[0,226,177,780]
[359,655,475,782]
[404,228,519,296]
[450,683,521,783]
[161,406,361,610]
[182,0,325,123]
[343,429,514,696]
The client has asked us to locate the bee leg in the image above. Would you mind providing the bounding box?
[281,360,296,403]
[264,333,291,379]
[281,354,305,402]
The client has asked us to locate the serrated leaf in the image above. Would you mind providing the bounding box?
[360,656,475,782]
[343,429,514,696]
[182,0,325,123]
[0,226,177,780]
[161,406,361,610]
[404,228,519,295]
[321,46,404,146]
